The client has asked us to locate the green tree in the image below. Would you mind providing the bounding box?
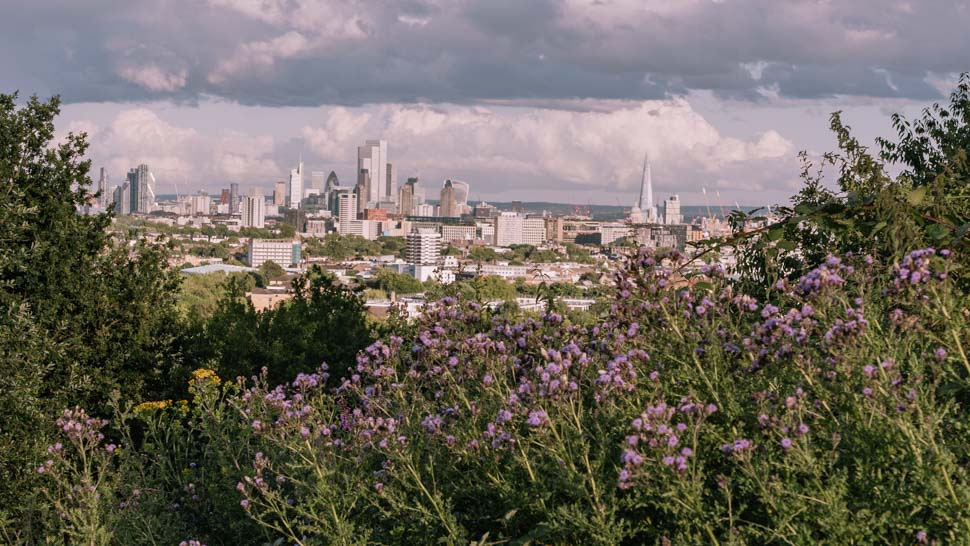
[0,93,186,537]
[200,266,374,384]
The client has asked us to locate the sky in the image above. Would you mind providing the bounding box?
[3,0,968,205]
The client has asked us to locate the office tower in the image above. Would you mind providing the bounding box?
[97,168,109,208]
[113,182,131,215]
[449,180,470,210]
[357,139,387,204]
[356,170,371,216]
[636,153,658,223]
[242,189,266,228]
[661,195,683,225]
[439,180,458,218]
[229,183,240,213]
[386,162,395,202]
[474,202,497,219]
[406,228,441,265]
[522,218,546,246]
[398,178,416,217]
[337,189,355,235]
[494,212,523,246]
[325,171,339,193]
[274,181,286,206]
[413,180,426,205]
[287,159,303,208]
[415,203,435,217]
[220,189,230,205]
[126,164,154,214]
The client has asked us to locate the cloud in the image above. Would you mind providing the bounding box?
[301,99,795,198]
[117,65,188,92]
[2,0,967,105]
[72,107,280,191]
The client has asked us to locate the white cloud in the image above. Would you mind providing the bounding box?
[117,65,188,92]
[75,108,278,191]
[301,99,795,196]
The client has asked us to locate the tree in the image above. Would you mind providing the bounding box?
[0,93,187,536]
[201,266,374,384]
[719,75,970,292]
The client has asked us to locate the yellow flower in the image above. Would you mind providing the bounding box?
[134,400,172,414]
[190,368,221,385]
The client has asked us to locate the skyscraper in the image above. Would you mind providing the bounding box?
[324,171,339,193]
[337,189,355,235]
[357,139,388,204]
[356,170,371,216]
[230,183,240,214]
[242,188,266,228]
[274,181,286,206]
[287,159,303,209]
[398,178,416,217]
[449,180,470,210]
[126,164,154,214]
[636,153,657,223]
[97,167,109,209]
[113,182,131,215]
[439,180,458,218]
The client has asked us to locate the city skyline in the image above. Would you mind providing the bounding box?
[4,2,968,204]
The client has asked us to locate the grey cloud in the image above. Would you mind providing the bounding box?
[2,0,968,106]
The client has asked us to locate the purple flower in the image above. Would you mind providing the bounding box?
[917,531,928,543]
[240,500,250,508]
[781,438,793,450]
[526,410,548,428]
[935,348,947,362]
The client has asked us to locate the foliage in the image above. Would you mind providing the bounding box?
[304,234,383,260]
[0,92,187,539]
[198,266,375,385]
[203,248,970,543]
[369,267,425,295]
[714,74,970,293]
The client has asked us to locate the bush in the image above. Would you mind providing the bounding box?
[80,246,964,544]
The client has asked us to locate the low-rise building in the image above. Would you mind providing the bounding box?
[248,239,301,267]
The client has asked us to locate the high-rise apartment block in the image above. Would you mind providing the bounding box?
[336,189,356,235]
[661,194,683,225]
[190,192,211,216]
[406,228,441,266]
[242,189,265,228]
[126,164,154,214]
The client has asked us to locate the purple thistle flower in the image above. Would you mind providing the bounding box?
[781,438,793,450]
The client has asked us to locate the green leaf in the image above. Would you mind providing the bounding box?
[777,239,797,251]
[907,186,927,206]
[925,223,949,240]
[767,227,784,241]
